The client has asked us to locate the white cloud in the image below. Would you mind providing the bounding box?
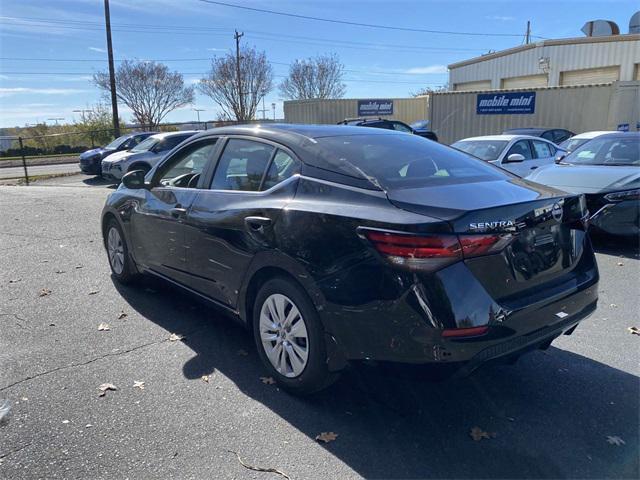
[404,65,448,74]
[88,47,106,53]
[0,87,89,97]
[485,15,516,21]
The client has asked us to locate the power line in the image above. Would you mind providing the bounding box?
[0,17,490,53]
[0,57,448,77]
[197,0,543,38]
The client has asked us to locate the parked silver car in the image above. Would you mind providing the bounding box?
[451,134,566,176]
[101,130,198,181]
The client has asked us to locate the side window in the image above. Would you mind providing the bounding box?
[157,140,218,187]
[531,140,554,158]
[158,135,188,152]
[541,131,555,141]
[262,150,299,190]
[211,139,275,191]
[391,122,412,133]
[506,140,534,160]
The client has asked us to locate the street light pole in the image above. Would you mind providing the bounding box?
[104,0,120,138]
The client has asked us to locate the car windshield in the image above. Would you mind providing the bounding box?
[104,136,131,150]
[310,134,508,190]
[131,136,158,152]
[451,140,508,161]
[563,136,640,166]
[559,137,589,152]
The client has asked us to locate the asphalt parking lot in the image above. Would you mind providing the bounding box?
[1,175,638,480]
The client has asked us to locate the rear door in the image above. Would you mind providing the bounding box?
[128,138,219,284]
[183,137,301,307]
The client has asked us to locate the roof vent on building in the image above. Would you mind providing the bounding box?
[581,20,620,37]
[630,11,640,34]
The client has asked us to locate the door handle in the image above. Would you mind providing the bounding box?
[245,216,272,231]
[530,166,538,170]
[170,207,187,218]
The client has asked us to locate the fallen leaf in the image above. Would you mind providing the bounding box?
[617,262,624,266]
[88,290,99,295]
[97,323,110,331]
[62,419,70,424]
[470,426,496,441]
[49,323,56,327]
[628,327,640,336]
[610,304,618,308]
[606,435,625,446]
[237,349,249,356]
[38,288,51,297]
[168,333,184,342]
[55,270,66,274]
[315,432,338,443]
[260,376,276,385]
[98,383,117,397]
[75,265,83,269]
[201,375,210,383]
[85,424,93,428]
[117,311,128,320]
[133,381,145,390]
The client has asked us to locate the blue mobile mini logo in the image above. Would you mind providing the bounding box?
[477,92,536,114]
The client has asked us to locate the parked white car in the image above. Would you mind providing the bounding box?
[451,134,566,176]
[102,130,198,181]
[558,131,613,153]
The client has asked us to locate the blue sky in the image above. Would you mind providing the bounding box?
[0,0,637,127]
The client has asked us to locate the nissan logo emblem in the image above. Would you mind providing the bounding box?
[552,203,563,222]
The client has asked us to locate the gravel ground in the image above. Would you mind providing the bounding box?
[0,182,638,479]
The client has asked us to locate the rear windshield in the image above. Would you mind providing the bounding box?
[451,140,508,161]
[559,137,588,152]
[309,134,509,190]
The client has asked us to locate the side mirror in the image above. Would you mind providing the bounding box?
[555,153,567,164]
[506,153,525,163]
[122,170,147,189]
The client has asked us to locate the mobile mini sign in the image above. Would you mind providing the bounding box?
[357,99,394,116]
[476,92,536,115]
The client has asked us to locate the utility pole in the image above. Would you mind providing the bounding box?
[104,0,120,138]
[234,30,244,122]
[271,102,276,121]
[525,20,531,44]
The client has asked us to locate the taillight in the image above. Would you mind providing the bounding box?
[360,228,513,271]
[363,230,461,271]
[442,325,489,338]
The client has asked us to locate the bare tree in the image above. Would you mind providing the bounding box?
[94,60,194,127]
[198,47,273,122]
[412,84,450,97]
[279,54,346,100]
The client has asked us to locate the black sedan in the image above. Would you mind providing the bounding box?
[79,131,157,175]
[503,127,574,145]
[338,117,438,142]
[526,132,639,237]
[102,124,598,394]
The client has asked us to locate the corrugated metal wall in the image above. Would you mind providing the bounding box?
[429,82,640,144]
[284,97,429,124]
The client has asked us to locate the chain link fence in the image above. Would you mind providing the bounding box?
[0,119,273,184]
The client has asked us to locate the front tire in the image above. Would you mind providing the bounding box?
[105,218,139,284]
[253,277,338,395]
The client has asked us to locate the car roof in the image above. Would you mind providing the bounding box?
[588,132,640,139]
[150,130,199,139]
[569,131,615,139]
[504,127,552,133]
[456,134,545,142]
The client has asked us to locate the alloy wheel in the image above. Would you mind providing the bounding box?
[107,226,125,275]
[259,293,309,378]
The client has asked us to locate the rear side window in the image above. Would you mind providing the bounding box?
[531,140,554,158]
[541,131,555,141]
[310,134,508,190]
[262,150,299,190]
[211,139,275,191]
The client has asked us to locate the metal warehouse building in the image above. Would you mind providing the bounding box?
[449,34,640,91]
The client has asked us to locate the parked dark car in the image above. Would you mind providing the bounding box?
[526,132,639,237]
[503,128,575,144]
[338,117,438,142]
[102,124,598,394]
[79,132,157,176]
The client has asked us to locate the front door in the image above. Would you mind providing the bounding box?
[530,139,557,172]
[502,139,535,176]
[183,138,301,307]
[129,139,219,284]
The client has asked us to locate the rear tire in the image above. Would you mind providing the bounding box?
[253,277,338,395]
[105,218,139,284]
